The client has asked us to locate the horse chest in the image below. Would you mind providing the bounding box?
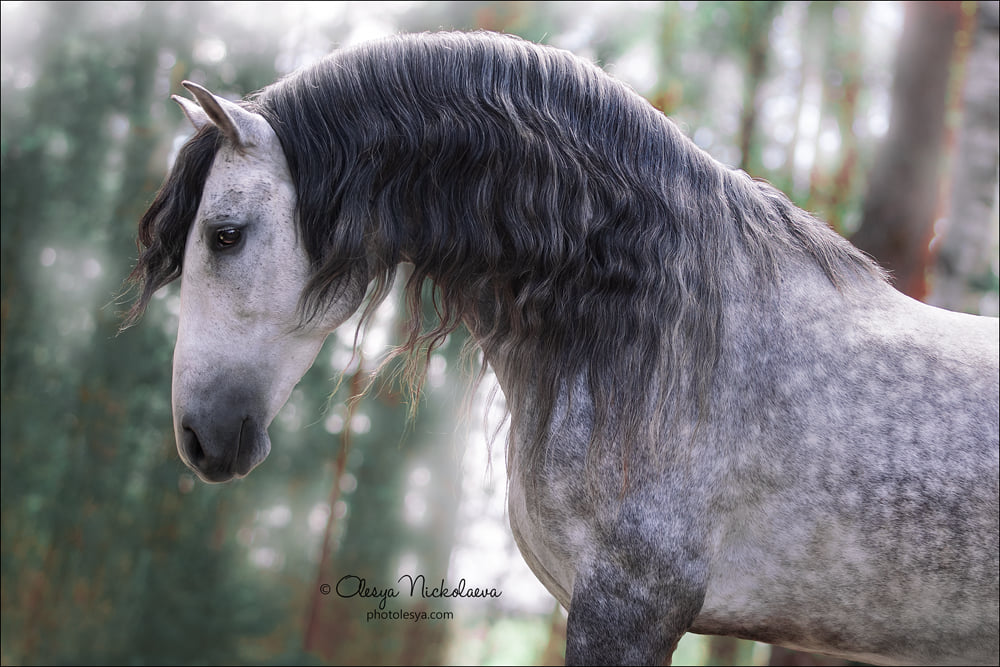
[506,462,587,609]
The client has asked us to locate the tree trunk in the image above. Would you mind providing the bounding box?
[737,2,783,174]
[927,0,1000,315]
[850,1,962,300]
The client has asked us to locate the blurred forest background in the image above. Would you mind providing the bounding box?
[2,1,997,665]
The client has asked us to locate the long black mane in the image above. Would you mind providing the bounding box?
[126,31,883,479]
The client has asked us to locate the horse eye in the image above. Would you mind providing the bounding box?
[214,227,242,250]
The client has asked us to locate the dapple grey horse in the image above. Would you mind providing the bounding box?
[125,32,999,666]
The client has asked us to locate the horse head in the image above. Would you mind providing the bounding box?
[168,82,366,482]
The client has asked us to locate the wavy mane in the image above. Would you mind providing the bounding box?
[126,31,884,482]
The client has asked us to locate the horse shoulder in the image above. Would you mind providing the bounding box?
[507,372,719,665]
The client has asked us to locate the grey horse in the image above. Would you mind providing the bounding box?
[125,32,999,666]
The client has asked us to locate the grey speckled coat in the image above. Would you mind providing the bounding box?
[507,254,999,665]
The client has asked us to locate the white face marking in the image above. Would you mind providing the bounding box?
[171,106,366,482]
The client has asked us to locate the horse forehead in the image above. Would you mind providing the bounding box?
[200,142,294,216]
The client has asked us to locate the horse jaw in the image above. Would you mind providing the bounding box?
[169,85,366,483]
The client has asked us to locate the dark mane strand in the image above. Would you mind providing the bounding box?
[121,125,222,330]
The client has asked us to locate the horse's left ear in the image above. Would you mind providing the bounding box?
[175,80,269,148]
[172,92,211,130]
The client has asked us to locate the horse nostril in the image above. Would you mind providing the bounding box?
[182,427,206,467]
[175,417,264,483]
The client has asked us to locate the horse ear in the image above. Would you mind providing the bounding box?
[174,80,268,148]
[172,93,211,130]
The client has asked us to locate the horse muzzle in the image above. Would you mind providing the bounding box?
[171,365,275,483]
[177,413,271,483]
